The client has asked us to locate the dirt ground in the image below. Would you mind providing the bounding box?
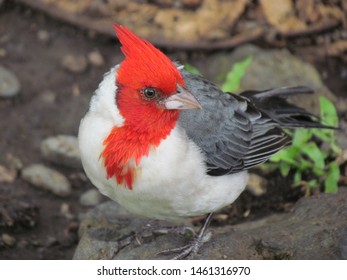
[0,2,346,259]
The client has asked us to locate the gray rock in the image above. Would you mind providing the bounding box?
[22,164,71,197]
[246,173,267,196]
[6,153,23,171]
[195,45,336,115]
[338,227,347,260]
[88,50,104,67]
[0,65,20,98]
[60,203,75,220]
[73,201,191,260]
[2,233,16,247]
[0,164,16,183]
[79,189,103,207]
[38,90,56,104]
[37,30,50,44]
[73,188,347,260]
[0,48,6,57]
[61,54,88,73]
[40,135,81,169]
[46,236,58,247]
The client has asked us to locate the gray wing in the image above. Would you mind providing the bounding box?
[178,70,326,176]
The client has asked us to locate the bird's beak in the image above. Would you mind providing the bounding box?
[164,84,202,110]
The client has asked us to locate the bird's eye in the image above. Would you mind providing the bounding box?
[142,87,158,100]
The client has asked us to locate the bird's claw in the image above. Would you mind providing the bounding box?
[108,224,196,259]
[157,231,212,260]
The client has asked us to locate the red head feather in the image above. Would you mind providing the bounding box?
[101,25,183,189]
[113,24,185,94]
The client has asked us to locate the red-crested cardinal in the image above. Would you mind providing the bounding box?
[78,25,330,259]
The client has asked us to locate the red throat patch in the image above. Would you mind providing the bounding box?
[101,112,178,189]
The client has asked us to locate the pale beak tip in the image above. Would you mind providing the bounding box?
[164,85,202,110]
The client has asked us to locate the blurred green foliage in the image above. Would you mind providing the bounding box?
[221,56,252,92]
[268,96,340,193]
[184,64,201,75]
[184,56,252,93]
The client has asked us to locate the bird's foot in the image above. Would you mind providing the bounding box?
[111,213,214,260]
[158,212,215,259]
[158,231,212,260]
[108,224,195,259]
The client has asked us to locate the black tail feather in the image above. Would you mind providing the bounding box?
[240,86,335,130]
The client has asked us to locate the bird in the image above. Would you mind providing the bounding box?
[78,24,331,259]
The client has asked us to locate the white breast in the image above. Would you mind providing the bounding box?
[78,66,249,220]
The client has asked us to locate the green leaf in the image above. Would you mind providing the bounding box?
[301,142,325,170]
[311,128,331,141]
[312,166,325,176]
[292,129,312,146]
[293,170,302,185]
[307,179,319,188]
[184,64,201,75]
[325,162,340,193]
[331,142,342,154]
[270,146,300,164]
[319,96,338,127]
[280,162,291,176]
[296,158,313,172]
[222,56,252,93]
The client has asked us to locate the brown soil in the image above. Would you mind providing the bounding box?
[0,2,345,259]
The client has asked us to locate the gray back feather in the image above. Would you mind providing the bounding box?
[178,70,329,176]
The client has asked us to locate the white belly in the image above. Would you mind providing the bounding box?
[79,112,248,220]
